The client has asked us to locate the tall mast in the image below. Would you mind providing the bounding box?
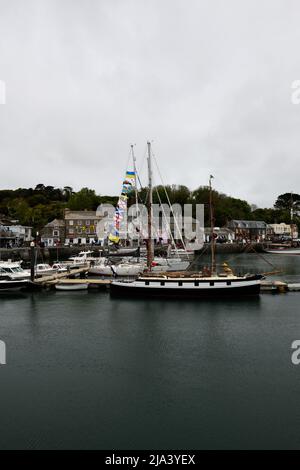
[209,175,216,275]
[147,141,154,270]
[131,144,140,247]
[290,191,294,223]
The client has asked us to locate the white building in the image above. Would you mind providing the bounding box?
[269,223,292,236]
[0,221,32,247]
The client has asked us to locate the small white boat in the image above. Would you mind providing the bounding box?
[52,263,68,273]
[35,264,54,276]
[111,262,145,277]
[68,251,97,268]
[55,282,89,291]
[89,258,114,276]
[265,247,300,255]
[89,257,145,277]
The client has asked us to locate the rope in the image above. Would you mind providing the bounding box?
[152,150,187,252]
[155,186,178,253]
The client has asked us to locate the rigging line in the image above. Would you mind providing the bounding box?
[222,242,277,271]
[188,244,209,271]
[152,151,187,252]
[138,143,149,187]
[124,146,132,174]
[246,243,278,269]
[155,186,178,253]
[130,143,144,191]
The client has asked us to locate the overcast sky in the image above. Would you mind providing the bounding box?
[0,0,300,207]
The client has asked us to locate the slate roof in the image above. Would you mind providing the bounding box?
[229,220,268,229]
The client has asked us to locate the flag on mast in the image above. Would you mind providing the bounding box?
[108,169,137,244]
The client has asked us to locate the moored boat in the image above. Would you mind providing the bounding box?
[0,278,29,292]
[264,246,300,255]
[111,144,263,299]
[0,261,31,280]
[55,282,89,291]
[35,264,54,276]
[110,273,263,298]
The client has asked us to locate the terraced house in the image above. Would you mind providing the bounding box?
[227,220,269,242]
[64,209,102,245]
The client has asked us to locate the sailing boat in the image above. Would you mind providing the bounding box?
[101,144,189,275]
[110,144,263,298]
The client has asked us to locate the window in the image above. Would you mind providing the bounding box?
[69,220,74,226]
[178,281,183,287]
[194,281,199,287]
[69,229,74,235]
[86,220,90,226]
[53,230,59,237]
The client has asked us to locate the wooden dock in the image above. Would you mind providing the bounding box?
[34,266,89,285]
[260,281,300,293]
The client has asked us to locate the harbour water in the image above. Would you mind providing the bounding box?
[1,254,300,449]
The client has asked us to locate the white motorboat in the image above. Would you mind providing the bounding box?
[0,278,29,292]
[68,251,97,267]
[52,263,68,273]
[35,264,54,276]
[0,261,31,280]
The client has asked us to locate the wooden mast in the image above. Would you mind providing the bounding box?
[147,141,154,270]
[209,175,216,275]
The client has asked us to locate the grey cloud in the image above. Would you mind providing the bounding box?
[0,0,299,206]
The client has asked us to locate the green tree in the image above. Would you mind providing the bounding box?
[274,193,300,211]
[68,188,101,211]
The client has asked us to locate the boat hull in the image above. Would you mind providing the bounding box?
[110,276,262,299]
[264,249,300,255]
[55,283,88,291]
[0,280,29,292]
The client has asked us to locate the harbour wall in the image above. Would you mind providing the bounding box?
[195,242,266,256]
[0,243,266,263]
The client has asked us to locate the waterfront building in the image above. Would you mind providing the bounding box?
[0,218,33,247]
[268,223,292,236]
[64,209,102,245]
[227,220,268,242]
[40,219,66,247]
